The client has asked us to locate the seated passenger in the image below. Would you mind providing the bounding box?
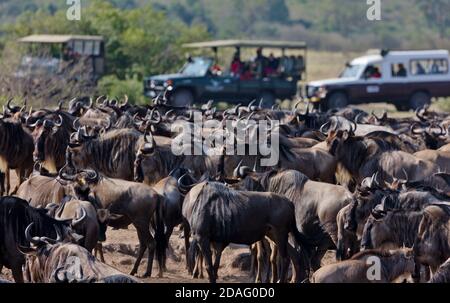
[240,63,253,80]
[396,64,407,77]
[230,52,243,77]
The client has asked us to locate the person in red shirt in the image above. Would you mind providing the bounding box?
[230,52,242,77]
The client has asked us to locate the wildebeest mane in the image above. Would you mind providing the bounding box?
[264,169,309,202]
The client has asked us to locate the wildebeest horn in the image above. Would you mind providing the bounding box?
[147,108,162,124]
[120,95,129,108]
[104,117,112,131]
[233,160,244,178]
[402,168,409,183]
[349,120,357,134]
[177,173,197,192]
[247,100,256,112]
[163,109,176,122]
[57,100,64,111]
[95,95,105,106]
[6,98,14,111]
[410,123,424,135]
[355,113,364,124]
[320,121,331,135]
[58,164,76,181]
[73,118,81,130]
[233,159,252,178]
[26,116,41,128]
[20,99,27,112]
[53,267,68,283]
[25,223,42,246]
[83,169,99,182]
[71,208,87,227]
[54,115,63,127]
[40,225,63,244]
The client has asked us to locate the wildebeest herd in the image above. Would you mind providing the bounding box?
[1,96,450,283]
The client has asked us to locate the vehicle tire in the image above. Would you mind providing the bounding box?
[258,91,276,109]
[170,89,194,107]
[326,92,348,110]
[409,91,431,111]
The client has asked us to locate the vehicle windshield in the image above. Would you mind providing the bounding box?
[180,57,213,76]
[340,63,364,78]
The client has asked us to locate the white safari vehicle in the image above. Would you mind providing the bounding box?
[306,49,450,110]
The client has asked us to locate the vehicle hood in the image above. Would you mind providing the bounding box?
[308,77,359,87]
[146,73,194,81]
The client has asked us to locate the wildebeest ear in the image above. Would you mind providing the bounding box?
[17,245,37,255]
[97,209,110,223]
[371,209,386,220]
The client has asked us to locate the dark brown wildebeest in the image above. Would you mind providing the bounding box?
[429,257,450,283]
[182,181,309,283]
[326,129,438,186]
[59,167,166,278]
[51,198,108,261]
[232,167,353,270]
[20,231,138,283]
[361,210,424,250]
[68,128,172,181]
[311,248,415,283]
[0,196,81,282]
[28,112,75,173]
[414,204,450,273]
[134,131,210,185]
[0,117,34,194]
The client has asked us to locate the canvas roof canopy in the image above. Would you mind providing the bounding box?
[183,39,307,50]
[18,35,104,44]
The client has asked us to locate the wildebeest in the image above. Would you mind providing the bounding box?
[414,204,450,273]
[16,173,74,208]
[27,111,75,173]
[20,233,139,283]
[59,166,166,278]
[361,209,423,250]
[311,248,415,283]
[231,167,353,270]
[429,257,450,283]
[0,117,34,194]
[182,181,309,283]
[0,196,80,282]
[326,129,438,186]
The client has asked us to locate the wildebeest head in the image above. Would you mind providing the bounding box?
[59,164,100,200]
[30,116,63,162]
[133,131,158,183]
[414,205,450,267]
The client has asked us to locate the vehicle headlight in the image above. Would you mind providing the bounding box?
[164,79,173,87]
[318,86,328,98]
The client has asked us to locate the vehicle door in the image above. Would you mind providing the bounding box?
[202,73,239,100]
[350,63,386,103]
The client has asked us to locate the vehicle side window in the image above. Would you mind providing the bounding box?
[391,63,407,77]
[362,64,382,79]
[410,59,448,76]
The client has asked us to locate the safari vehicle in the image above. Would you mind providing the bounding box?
[306,49,450,111]
[16,34,105,82]
[144,40,307,107]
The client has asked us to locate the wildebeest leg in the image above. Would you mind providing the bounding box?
[183,220,191,271]
[0,172,4,196]
[197,237,215,283]
[95,242,105,263]
[11,168,24,195]
[254,241,264,283]
[269,240,278,283]
[130,225,152,277]
[287,243,302,283]
[212,242,226,279]
[163,225,175,271]
[11,264,24,283]
[311,243,329,271]
[267,231,289,283]
[5,168,10,195]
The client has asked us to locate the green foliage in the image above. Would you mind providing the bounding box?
[97,74,145,105]
[3,0,209,79]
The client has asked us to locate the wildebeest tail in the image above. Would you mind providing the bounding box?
[290,221,312,275]
[154,195,166,270]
